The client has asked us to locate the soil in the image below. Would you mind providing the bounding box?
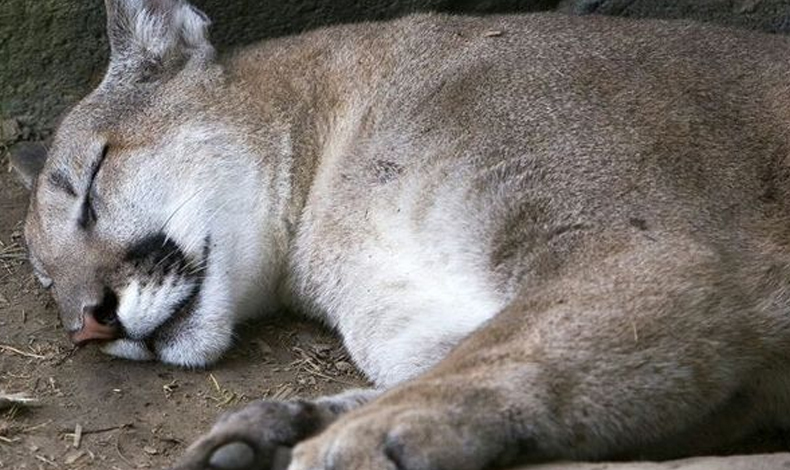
[0,149,368,469]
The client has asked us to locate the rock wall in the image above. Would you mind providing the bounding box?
[561,0,790,32]
[0,0,557,142]
[1,0,789,142]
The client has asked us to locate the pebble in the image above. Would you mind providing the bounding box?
[0,118,20,143]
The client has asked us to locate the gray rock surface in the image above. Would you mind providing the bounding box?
[0,0,556,141]
[560,0,790,32]
[3,0,790,140]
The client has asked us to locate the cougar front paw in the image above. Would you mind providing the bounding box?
[290,405,494,470]
[170,400,324,470]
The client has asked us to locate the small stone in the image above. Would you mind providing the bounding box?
[64,450,86,465]
[143,445,158,455]
[209,442,255,470]
[311,343,332,354]
[0,118,20,143]
[334,361,353,372]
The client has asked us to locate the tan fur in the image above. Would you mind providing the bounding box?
[12,1,790,468]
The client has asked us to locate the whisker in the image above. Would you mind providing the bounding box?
[160,189,203,234]
[149,246,185,273]
[180,197,236,255]
[182,260,209,276]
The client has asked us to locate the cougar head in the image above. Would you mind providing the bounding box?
[11,0,274,367]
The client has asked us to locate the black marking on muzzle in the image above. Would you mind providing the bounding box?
[125,232,189,275]
[142,236,211,348]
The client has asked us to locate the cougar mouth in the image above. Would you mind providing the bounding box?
[94,236,212,363]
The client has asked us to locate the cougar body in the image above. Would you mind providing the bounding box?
[12,1,790,468]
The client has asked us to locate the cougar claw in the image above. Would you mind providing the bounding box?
[170,400,314,470]
[209,442,255,470]
[204,441,291,470]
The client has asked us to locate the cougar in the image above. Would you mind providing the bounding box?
[10,0,790,469]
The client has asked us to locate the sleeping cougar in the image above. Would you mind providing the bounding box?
[11,0,790,468]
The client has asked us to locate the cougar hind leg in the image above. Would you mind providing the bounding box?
[286,237,790,469]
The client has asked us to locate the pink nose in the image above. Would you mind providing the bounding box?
[70,312,120,344]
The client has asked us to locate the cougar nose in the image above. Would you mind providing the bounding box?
[70,288,121,344]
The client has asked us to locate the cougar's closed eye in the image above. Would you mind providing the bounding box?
[78,144,109,229]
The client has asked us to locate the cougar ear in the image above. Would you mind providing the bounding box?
[104,0,213,79]
[9,142,48,191]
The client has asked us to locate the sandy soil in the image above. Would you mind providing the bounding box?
[0,149,367,469]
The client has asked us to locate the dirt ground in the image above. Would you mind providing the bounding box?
[0,149,367,469]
